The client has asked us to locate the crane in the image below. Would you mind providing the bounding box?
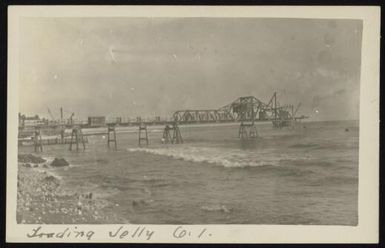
[293,102,302,118]
[68,113,74,125]
[47,107,55,120]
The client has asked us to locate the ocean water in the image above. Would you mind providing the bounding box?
[19,120,359,225]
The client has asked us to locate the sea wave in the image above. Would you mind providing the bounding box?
[34,167,64,181]
[127,146,295,168]
[201,204,231,213]
[289,141,357,151]
[290,143,321,149]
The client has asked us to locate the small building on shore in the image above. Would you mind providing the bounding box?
[19,113,46,129]
[88,116,106,127]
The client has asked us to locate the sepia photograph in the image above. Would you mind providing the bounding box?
[6,6,380,243]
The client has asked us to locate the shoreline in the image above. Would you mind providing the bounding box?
[17,154,128,224]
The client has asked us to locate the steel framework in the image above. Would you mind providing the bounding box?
[172,92,307,129]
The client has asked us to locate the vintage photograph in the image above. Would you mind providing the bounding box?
[14,16,364,227]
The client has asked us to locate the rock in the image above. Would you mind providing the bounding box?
[50,158,69,167]
[42,175,60,185]
[18,154,46,164]
[85,192,93,199]
[23,163,31,168]
[42,164,48,168]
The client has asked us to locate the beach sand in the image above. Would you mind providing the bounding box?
[17,154,128,224]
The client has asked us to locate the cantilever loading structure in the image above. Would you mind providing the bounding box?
[172,92,308,138]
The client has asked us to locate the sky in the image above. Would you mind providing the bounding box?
[19,17,362,121]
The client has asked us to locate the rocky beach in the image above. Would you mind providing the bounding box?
[17,154,128,224]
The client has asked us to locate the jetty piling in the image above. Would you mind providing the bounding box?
[33,128,43,152]
[172,122,183,144]
[239,123,258,139]
[138,124,149,146]
[107,124,118,150]
[60,127,65,143]
[69,127,86,151]
[235,97,259,139]
[162,122,183,144]
[162,125,173,144]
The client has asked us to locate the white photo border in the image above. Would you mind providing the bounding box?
[7,5,380,243]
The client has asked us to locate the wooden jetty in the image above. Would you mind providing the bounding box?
[18,136,88,147]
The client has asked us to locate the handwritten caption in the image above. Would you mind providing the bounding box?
[26,225,213,241]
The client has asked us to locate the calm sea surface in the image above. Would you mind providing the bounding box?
[19,120,359,225]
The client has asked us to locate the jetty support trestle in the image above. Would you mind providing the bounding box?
[138,124,149,146]
[33,128,43,152]
[69,127,86,151]
[162,122,183,144]
[107,124,118,150]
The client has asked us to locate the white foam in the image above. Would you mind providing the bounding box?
[127,146,286,168]
[34,167,63,180]
[201,204,231,213]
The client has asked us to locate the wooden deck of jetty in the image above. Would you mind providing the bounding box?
[18,136,88,147]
